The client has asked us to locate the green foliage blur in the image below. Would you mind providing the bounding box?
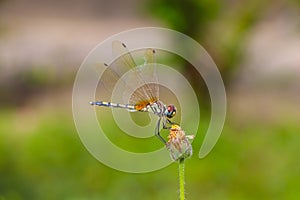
[1,97,300,199]
[146,0,300,83]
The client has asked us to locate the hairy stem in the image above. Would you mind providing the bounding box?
[179,158,185,200]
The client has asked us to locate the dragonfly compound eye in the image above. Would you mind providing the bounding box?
[166,105,176,118]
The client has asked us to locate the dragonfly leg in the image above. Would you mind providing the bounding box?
[150,105,158,115]
[162,119,178,130]
[155,117,166,144]
[166,119,178,126]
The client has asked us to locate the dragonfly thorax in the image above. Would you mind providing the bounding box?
[146,100,166,117]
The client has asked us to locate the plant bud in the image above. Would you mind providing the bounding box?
[166,125,193,161]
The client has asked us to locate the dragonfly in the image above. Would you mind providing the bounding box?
[89,40,177,144]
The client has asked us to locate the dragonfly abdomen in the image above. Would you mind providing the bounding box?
[90,101,136,111]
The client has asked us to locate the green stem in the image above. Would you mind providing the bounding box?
[179,158,185,200]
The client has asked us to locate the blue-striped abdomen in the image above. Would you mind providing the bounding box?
[90,101,136,111]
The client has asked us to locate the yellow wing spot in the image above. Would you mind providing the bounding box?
[134,97,158,111]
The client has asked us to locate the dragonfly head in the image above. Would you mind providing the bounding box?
[165,104,177,118]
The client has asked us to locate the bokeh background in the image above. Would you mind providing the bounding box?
[1,0,300,199]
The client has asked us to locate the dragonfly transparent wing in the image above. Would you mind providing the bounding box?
[128,48,159,107]
[95,41,159,109]
[99,40,159,109]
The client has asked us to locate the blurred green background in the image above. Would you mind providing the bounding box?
[1,0,300,199]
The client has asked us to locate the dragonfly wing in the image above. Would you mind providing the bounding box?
[143,48,159,100]
[129,48,159,108]
[111,41,159,108]
[94,62,129,103]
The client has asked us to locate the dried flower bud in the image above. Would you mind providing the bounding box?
[166,125,194,161]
